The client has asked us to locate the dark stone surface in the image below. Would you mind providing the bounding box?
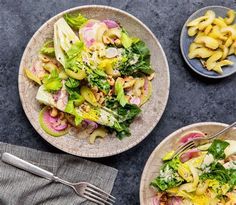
[0,0,236,204]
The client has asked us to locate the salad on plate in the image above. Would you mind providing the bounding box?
[24,12,155,143]
[151,131,236,205]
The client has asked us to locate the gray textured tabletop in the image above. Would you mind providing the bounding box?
[1,0,236,204]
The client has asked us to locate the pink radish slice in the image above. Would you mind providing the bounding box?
[86,21,96,28]
[144,78,149,90]
[86,38,95,47]
[48,115,57,124]
[84,119,98,134]
[103,20,119,28]
[152,193,163,205]
[44,111,67,131]
[178,131,205,144]
[32,60,47,78]
[130,96,141,106]
[180,149,201,163]
[40,107,68,137]
[53,124,68,131]
[152,197,160,205]
[167,196,183,205]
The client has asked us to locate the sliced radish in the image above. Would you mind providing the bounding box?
[31,60,47,79]
[180,149,201,163]
[39,106,68,137]
[167,196,183,205]
[178,131,205,145]
[103,20,119,28]
[129,96,141,106]
[105,47,118,58]
[53,123,68,131]
[83,119,98,134]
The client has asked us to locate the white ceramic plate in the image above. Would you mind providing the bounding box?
[18,5,169,158]
[140,122,236,204]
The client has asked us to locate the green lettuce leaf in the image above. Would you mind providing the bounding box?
[40,40,55,57]
[121,31,133,49]
[65,100,83,125]
[115,78,127,107]
[87,68,110,94]
[64,13,88,30]
[119,40,154,76]
[105,98,141,139]
[65,88,85,125]
[208,139,229,160]
[65,77,80,88]
[42,69,62,92]
[200,162,229,183]
[150,158,184,191]
[66,41,84,59]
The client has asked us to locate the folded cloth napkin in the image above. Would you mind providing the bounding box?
[0,142,118,205]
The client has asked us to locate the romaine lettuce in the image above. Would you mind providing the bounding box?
[64,13,88,30]
[115,78,127,107]
[42,69,62,92]
[119,40,154,76]
[208,139,229,160]
[40,40,55,57]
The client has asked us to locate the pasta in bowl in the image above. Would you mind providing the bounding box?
[180,6,236,78]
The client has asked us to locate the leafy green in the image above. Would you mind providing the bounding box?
[105,98,141,123]
[151,158,184,191]
[64,13,88,30]
[65,41,85,72]
[208,139,229,160]
[40,40,55,57]
[42,69,62,92]
[121,31,133,48]
[65,77,80,88]
[200,161,236,195]
[87,69,110,94]
[67,88,85,106]
[65,88,84,125]
[105,98,141,139]
[119,40,154,76]
[112,121,131,139]
[64,41,110,94]
[200,162,230,184]
[115,78,127,107]
[65,100,82,125]
[228,169,236,186]
[66,41,84,59]
[54,17,80,67]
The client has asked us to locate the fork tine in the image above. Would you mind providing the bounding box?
[173,141,195,158]
[83,194,105,205]
[84,191,113,205]
[85,187,115,203]
[87,183,116,200]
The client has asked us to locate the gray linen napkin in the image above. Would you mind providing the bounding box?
[0,142,118,205]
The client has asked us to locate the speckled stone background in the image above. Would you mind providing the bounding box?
[1,0,236,204]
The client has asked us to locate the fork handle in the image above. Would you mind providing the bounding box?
[2,152,54,180]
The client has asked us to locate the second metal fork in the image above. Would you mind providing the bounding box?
[172,122,236,159]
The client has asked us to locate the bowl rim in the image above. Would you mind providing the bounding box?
[18,5,170,158]
[180,5,236,79]
[139,121,229,204]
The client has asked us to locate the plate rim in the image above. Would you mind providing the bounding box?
[18,5,170,158]
[139,121,229,204]
[180,5,236,79]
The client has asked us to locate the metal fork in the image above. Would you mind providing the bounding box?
[171,122,236,159]
[1,152,115,205]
